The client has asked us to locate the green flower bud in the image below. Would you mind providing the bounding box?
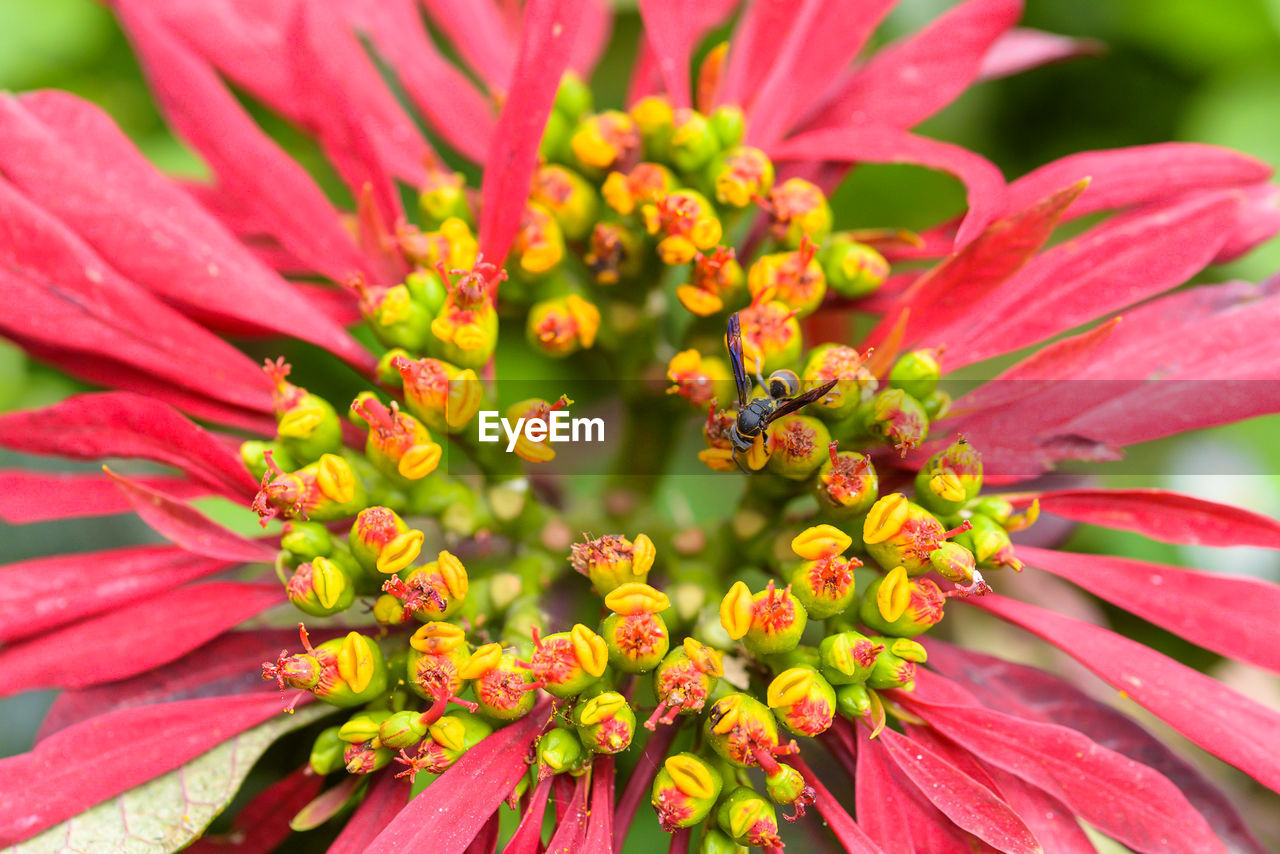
[860,568,947,638]
[649,639,724,728]
[717,787,783,848]
[404,269,448,315]
[735,300,803,376]
[286,556,356,617]
[766,665,836,737]
[819,631,884,685]
[262,628,388,709]
[344,741,393,775]
[952,512,1024,571]
[356,281,434,352]
[240,440,296,481]
[525,624,608,698]
[670,108,719,174]
[537,726,586,778]
[915,437,983,515]
[530,164,600,241]
[570,532,656,594]
[572,691,636,754]
[704,694,786,771]
[709,105,745,149]
[890,350,941,401]
[821,236,888,299]
[929,541,991,596]
[308,725,346,775]
[630,95,675,161]
[711,146,774,208]
[540,108,572,163]
[418,169,471,229]
[719,580,807,656]
[862,493,956,576]
[652,752,722,830]
[394,355,483,435]
[585,221,645,285]
[349,506,424,578]
[384,550,469,622]
[835,683,873,720]
[789,552,859,620]
[766,415,832,480]
[280,521,333,561]
[601,582,671,673]
[338,710,393,745]
[459,645,537,721]
[527,294,601,358]
[569,110,640,179]
[816,444,879,516]
[378,709,429,750]
[863,388,929,454]
[921,388,952,419]
[748,245,826,318]
[405,622,470,701]
[765,764,807,805]
[554,72,593,121]
[802,344,877,422]
[866,636,927,691]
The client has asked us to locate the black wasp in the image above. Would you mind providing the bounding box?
[725,312,838,471]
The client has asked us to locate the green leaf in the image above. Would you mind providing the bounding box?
[12,704,330,854]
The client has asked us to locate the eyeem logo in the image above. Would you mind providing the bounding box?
[477,410,605,452]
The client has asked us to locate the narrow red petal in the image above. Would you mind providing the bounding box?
[364,702,553,853]
[583,757,616,853]
[855,726,923,852]
[868,178,1085,350]
[504,777,553,854]
[105,469,278,563]
[545,772,591,850]
[419,0,516,89]
[980,764,1098,854]
[928,641,1273,854]
[185,766,323,854]
[0,582,283,696]
[770,125,1006,248]
[340,0,495,162]
[636,0,737,108]
[0,392,258,499]
[899,668,1228,854]
[1020,545,1280,673]
[0,693,302,847]
[1030,490,1280,549]
[479,0,586,267]
[0,90,373,372]
[569,0,613,78]
[1000,143,1273,223]
[929,191,1238,368]
[978,28,1105,81]
[0,471,208,524]
[972,593,1280,794]
[113,1,378,287]
[804,0,1023,134]
[465,812,501,854]
[745,0,897,148]
[786,754,885,854]
[328,771,411,854]
[877,727,1041,854]
[0,174,275,414]
[0,544,230,644]
[1212,181,1280,262]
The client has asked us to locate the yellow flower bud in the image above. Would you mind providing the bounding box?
[876,566,912,623]
[437,550,469,598]
[458,642,503,680]
[632,533,657,575]
[428,717,466,752]
[605,582,671,616]
[336,632,377,694]
[311,556,344,610]
[409,621,466,654]
[398,442,442,480]
[664,754,717,800]
[316,454,356,503]
[791,524,852,561]
[863,493,909,544]
[767,667,815,708]
[683,638,724,677]
[578,692,628,726]
[719,581,754,640]
[571,623,609,677]
[375,530,424,575]
[445,368,482,430]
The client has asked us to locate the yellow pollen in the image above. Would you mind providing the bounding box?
[664,755,716,800]
[791,524,852,560]
[316,454,356,503]
[767,667,816,708]
[458,643,503,680]
[877,566,913,623]
[336,632,376,694]
[398,442,442,479]
[376,529,424,574]
[863,493,909,544]
[410,621,466,654]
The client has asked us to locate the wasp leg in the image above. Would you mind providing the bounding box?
[731,448,753,475]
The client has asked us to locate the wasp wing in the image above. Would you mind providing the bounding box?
[726,313,751,408]
[766,379,839,423]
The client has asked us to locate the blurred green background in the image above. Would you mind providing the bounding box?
[2,0,1279,848]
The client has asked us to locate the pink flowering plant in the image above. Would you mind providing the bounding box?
[2,0,1280,852]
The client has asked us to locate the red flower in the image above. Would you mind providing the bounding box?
[1,1,1279,852]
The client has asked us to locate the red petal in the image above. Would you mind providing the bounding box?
[0,392,258,499]
[340,0,494,162]
[0,544,230,644]
[877,727,1041,854]
[0,91,373,372]
[1212,181,1280,262]
[1020,545,1280,673]
[479,0,586,267]
[583,756,616,853]
[972,593,1280,794]
[569,0,613,78]
[786,754,885,854]
[105,469,278,563]
[978,28,1105,81]
[364,702,553,853]
[0,470,208,524]
[0,581,283,696]
[744,0,897,147]
[980,765,1098,854]
[1030,490,1280,549]
[929,191,1238,368]
[805,0,1023,134]
[38,629,315,739]
[113,1,377,287]
[185,766,323,854]
[869,178,1085,350]
[0,693,301,846]
[328,771,410,854]
[636,0,737,108]
[286,2,427,225]
[504,777,553,854]
[855,726,963,852]
[899,668,1227,854]
[0,174,274,414]
[770,125,1006,248]
[465,812,501,854]
[1001,143,1273,224]
[545,772,591,850]
[928,641,1273,854]
[419,0,516,89]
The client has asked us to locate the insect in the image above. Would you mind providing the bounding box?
[725,312,838,471]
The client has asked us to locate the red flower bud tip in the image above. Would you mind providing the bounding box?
[648,639,723,729]
[251,450,304,525]
[867,388,929,455]
[804,347,877,418]
[380,575,448,618]
[261,623,322,712]
[262,357,305,413]
[782,786,816,823]
[666,350,731,409]
[766,416,830,480]
[818,441,879,514]
[585,221,642,284]
[946,569,992,598]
